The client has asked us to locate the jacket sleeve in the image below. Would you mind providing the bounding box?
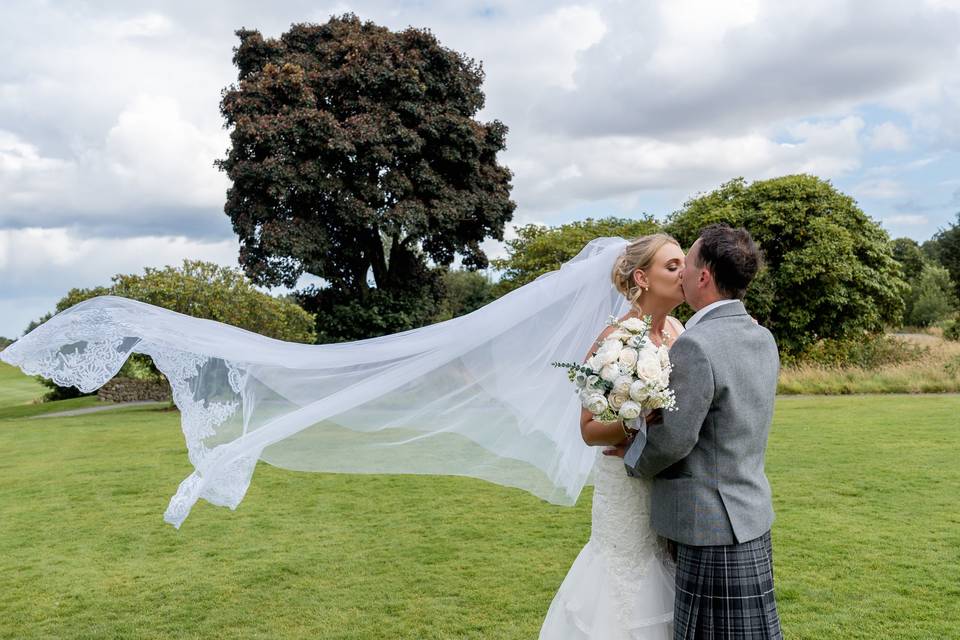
[624,335,715,478]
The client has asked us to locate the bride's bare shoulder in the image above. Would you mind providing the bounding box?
[583,324,618,362]
[666,316,685,338]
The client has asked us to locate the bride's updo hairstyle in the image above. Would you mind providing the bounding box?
[611,233,681,309]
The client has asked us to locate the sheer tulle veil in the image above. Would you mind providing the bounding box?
[1,237,631,528]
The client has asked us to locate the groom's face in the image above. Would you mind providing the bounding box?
[681,240,702,307]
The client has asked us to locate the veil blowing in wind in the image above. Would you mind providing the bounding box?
[1,237,631,528]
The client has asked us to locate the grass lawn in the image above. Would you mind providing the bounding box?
[0,361,46,407]
[0,378,956,638]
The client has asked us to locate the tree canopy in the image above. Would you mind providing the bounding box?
[55,260,316,343]
[665,175,906,355]
[927,212,960,300]
[491,216,661,295]
[217,15,515,340]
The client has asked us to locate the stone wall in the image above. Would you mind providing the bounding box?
[97,377,172,403]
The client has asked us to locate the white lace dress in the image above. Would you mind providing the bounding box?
[539,450,676,639]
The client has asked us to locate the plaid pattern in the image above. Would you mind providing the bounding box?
[673,531,782,640]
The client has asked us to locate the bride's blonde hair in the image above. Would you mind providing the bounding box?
[611,233,681,309]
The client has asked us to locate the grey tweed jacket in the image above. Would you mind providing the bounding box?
[623,300,780,546]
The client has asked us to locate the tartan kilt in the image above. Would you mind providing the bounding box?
[673,530,782,640]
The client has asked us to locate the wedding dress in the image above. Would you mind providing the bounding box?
[539,450,675,639]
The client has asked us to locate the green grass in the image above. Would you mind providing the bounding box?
[0,377,956,637]
[0,361,46,406]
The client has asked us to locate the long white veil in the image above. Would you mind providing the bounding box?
[1,237,631,528]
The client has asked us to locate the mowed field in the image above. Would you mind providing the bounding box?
[0,361,957,639]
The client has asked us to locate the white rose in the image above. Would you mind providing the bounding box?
[646,395,665,409]
[658,346,671,368]
[600,363,621,382]
[612,374,633,395]
[583,394,608,415]
[634,347,661,383]
[608,391,629,411]
[617,347,639,370]
[619,400,642,420]
[629,380,650,403]
[598,340,622,363]
[657,367,671,388]
[608,329,631,343]
[621,317,646,333]
[587,354,606,371]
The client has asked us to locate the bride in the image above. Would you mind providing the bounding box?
[539,234,685,639]
[1,233,685,637]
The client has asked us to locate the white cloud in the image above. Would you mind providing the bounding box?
[103,95,229,209]
[507,116,864,213]
[868,122,910,151]
[94,12,175,40]
[883,214,929,225]
[852,178,905,199]
[2,227,238,297]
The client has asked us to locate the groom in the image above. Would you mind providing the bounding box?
[606,224,782,639]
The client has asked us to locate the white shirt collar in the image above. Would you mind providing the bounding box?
[684,299,739,331]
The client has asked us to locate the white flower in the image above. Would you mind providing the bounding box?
[627,335,644,348]
[609,391,629,411]
[608,329,631,343]
[619,400,642,420]
[658,346,671,368]
[600,363,621,382]
[598,339,622,362]
[583,394,609,415]
[657,366,671,388]
[634,347,661,383]
[629,379,649,403]
[621,317,647,333]
[587,354,606,371]
[612,374,633,395]
[586,374,600,389]
[618,347,639,369]
[574,371,588,387]
[646,395,665,409]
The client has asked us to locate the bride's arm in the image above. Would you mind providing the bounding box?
[581,408,631,446]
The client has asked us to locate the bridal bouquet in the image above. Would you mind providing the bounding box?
[553,315,677,423]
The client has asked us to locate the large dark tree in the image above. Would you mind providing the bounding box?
[666,175,907,355]
[217,15,515,340]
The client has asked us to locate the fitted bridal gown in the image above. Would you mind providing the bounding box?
[539,449,675,639]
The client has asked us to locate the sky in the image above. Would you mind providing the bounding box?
[2,0,960,337]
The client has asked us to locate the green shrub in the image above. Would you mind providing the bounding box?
[945,318,960,342]
[666,175,907,357]
[904,264,958,327]
[784,333,926,369]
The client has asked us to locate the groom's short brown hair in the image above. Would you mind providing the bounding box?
[695,224,762,300]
